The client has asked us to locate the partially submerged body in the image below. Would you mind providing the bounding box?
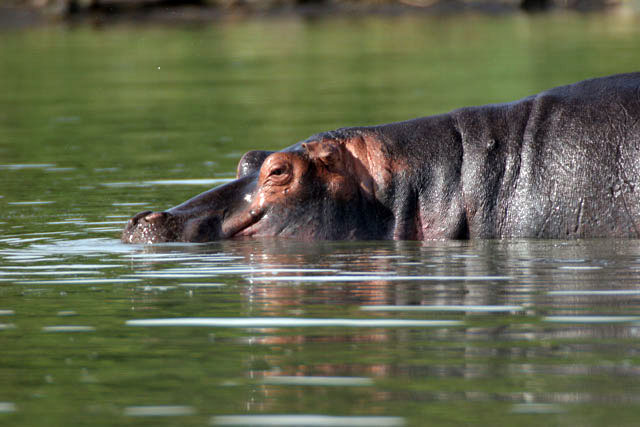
[122,72,640,243]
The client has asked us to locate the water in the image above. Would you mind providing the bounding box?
[2,10,640,426]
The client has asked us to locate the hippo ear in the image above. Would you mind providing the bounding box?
[304,138,376,200]
[302,140,343,169]
[237,150,274,179]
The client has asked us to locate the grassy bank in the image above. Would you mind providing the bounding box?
[8,0,624,20]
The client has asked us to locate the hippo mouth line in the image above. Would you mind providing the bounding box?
[221,208,265,239]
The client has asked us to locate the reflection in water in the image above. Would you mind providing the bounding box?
[108,238,640,414]
[2,232,640,422]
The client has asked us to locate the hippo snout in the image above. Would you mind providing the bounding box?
[121,210,180,244]
[122,208,227,244]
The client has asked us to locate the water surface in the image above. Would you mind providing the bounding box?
[2,11,640,426]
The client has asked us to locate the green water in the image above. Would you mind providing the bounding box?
[2,11,640,426]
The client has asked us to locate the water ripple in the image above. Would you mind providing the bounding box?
[262,376,374,387]
[42,325,96,332]
[126,317,463,328]
[361,305,524,313]
[210,415,405,426]
[104,178,233,188]
[0,402,16,413]
[251,275,512,283]
[124,405,196,417]
[0,164,55,170]
[548,290,640,296]
[18,278,139,285]
[543,316,640,323]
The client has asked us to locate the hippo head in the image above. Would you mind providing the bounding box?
[121,132,396,243]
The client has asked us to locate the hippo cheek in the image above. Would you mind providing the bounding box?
[181,214,224,243]
[228,199,322,239]
[172,201,267,241]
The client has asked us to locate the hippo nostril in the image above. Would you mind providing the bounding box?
[144,211,167,223]
[129,210,152,226]
[122,210,178,244]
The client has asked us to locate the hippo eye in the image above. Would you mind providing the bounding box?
[266,162,292,184]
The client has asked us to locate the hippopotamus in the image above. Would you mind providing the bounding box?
[122,72,640,243]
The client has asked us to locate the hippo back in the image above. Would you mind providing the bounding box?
[457,72,640,238]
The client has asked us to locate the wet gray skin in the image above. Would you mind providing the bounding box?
[122,73,640,243]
